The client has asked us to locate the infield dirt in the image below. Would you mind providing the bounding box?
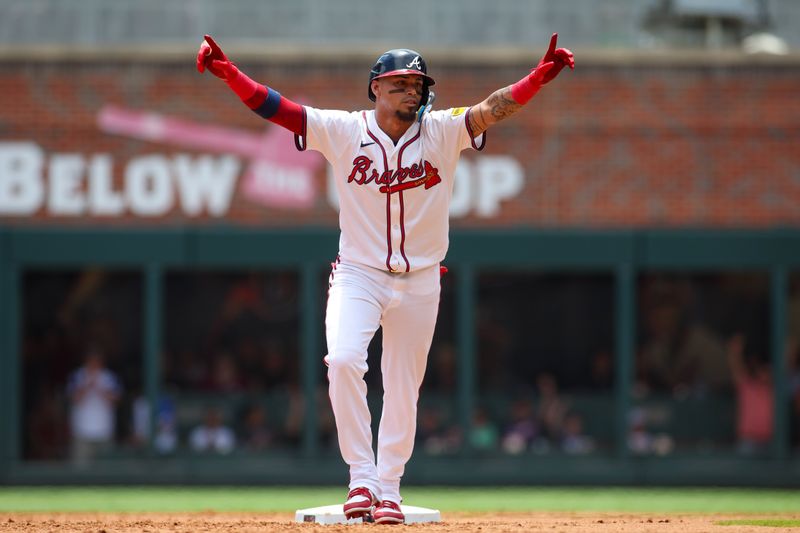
[2,512,799,532]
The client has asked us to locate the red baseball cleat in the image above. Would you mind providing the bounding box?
[343,487,378,520]
[373,500,405,524]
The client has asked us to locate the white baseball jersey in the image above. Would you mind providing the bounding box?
[298,107,485,272]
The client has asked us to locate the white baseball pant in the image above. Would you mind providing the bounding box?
[325,259,441,504]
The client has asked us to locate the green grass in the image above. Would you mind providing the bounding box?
[716,519,800,527]
[0,487,799,514]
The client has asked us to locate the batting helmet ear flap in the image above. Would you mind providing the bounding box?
[369,78,380,100]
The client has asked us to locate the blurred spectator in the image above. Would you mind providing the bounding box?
[424,341,457,393]
[283,385,304,447]
[469,407,499,452]
[727,334,773,455]
[416,405,461,455]
[477,302,514,390]
[56,269,108,329]
[189,407,236,454]
[283,384,337,449]
[131,392,177,455]
[501,398,539,455]
[66,347,122,466]
[587,348,614,391]
[561,412,595,454]
[262,271,301,323]
[215,272,271,326]
[535,372,569,444]
[204,352,246,393]
[234,338,266,390]
[26,390,69,460]
[627,407,674,456]
[316,387,338,449]
[207,272,294,353]
[259,339,291,389]
[168,348,207,389]
[638,282,729,394]
[239,403,273,452]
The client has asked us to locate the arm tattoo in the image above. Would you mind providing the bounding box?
[469,86,521,136]
[487,87,521,121]
[469,105,488,135]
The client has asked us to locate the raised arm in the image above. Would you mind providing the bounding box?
[468,33,574,136]
[196,35,304,135]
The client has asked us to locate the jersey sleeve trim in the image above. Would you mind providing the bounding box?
[465,108,486,151]
[294,106,308,151]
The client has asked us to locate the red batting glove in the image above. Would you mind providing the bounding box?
[510,33,573,104]
[510,61,554,104]
[196,34,238,81]
[537,33,575,85]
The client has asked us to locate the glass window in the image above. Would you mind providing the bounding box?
[22,269,142,464]
[635,272,770,456]
[476,272,615,456]
[162,270,299,456]
[789,272,800,455]
[417,268,458,456]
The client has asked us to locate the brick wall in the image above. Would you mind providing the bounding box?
[1,57,799,228]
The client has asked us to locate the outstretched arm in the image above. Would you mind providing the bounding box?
[197,35,304,135]
[468,33,574,136]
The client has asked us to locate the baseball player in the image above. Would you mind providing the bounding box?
[197,34,573,524]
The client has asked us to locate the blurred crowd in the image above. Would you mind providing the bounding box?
[20,269,800,463]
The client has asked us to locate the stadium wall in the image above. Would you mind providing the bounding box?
[2,51,800,485]
[1,51,799,228]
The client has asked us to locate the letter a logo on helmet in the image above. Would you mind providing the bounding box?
[368,48,436,104]
[406,56,422,70]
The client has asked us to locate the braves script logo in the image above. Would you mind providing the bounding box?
[347,155,441,194]
[406,56,422,70]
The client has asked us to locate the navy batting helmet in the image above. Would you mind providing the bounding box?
[368,48,435,106]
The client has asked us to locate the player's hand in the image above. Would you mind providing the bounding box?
[196,34,238,81]
[528,61,555,88]
[535,33,574,84]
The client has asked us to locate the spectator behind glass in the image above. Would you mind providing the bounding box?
[561,412,595,455]
[26,389,69,460]
[727,333,773,455]
[638,281,729,395]
[66,347,121,466]
[204,352,245,393]
[535,372,568,445]
[239,403,273,452]
[587,348,613,391]
[415,405,461,456]
[501,398,539,455]
[424,341,457,393]
[189,407,236,455]
[131,392,177,455]
[282,383,337,449]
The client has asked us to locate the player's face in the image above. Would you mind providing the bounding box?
[374,75,424,122]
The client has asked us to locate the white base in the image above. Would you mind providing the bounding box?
[295,504,441,525]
